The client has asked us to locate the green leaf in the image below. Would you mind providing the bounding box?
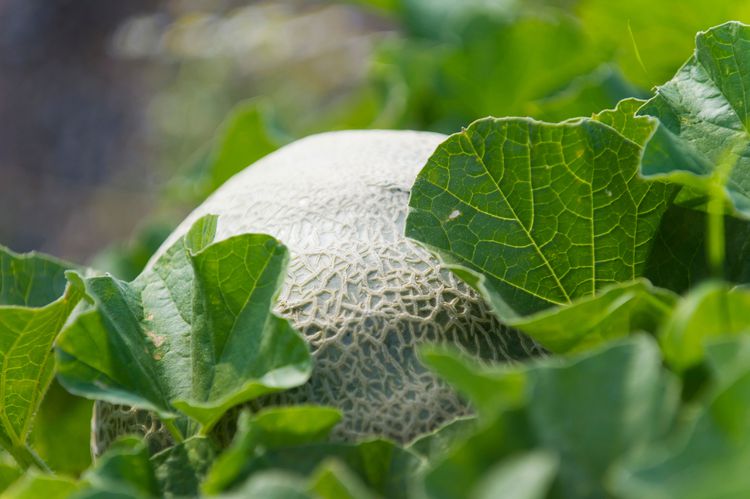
[381,13,605,130]
[406,116,675,319]
[167,101,284,206]
[308,459,378,499]
[0,455,21,494]
[56,215,311,434]
[637,22,750,216]
[472,451,559,499]
[423,337,678,499]
[576,0,750,88]
[635,200,750,294]
[0,247,84,468]
[202,406,342,494]
[591,98,654,146]
[217,471,310,499]
[77,437,159,499]
[533,67,646,123]
[1,470,80,499]
[419,347,527,417]
[614,337,750,499]
[207,100,282,192]
[507,279,677,354]
[421,409,536,499]
[90,222,173,282]
[215,437,421,499]
[660,282,750,371]
[29,381,92,475]
[400,0,518,40]
[408,417,477,460]
[151,437,217,498]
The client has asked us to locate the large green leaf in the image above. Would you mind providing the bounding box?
[595,98,750,292]
[0,247,84,468]
[637,22,750,216]
[419,347,527,417]
[406,116,675,319]
[423,337,679,499]
[56,215,311,434]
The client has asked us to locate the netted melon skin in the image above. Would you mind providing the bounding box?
[92,130,540,455]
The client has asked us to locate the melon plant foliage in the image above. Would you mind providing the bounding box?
[3,19,750,499]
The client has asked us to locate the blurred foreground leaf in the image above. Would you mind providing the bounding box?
[0,247,84,469]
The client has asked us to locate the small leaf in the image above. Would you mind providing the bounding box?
[614,337,750,499]
[419,347,527,417]
[472,451,559,499]
[308,459,377,499]
[151,437,218,498]
[30,381,93,475]
[508,279,677,354]
[0,455,21,494]
[217,471,310,499]
[168,100,284,205]
[0,247,84,468]
[660,282,750,371]
[408,417,477,460]
[1,470,80,499]
[78,437,159,498]
[637,22,750,216]
[56,215,311,435]
[216,438,421,499]
[202,406,342,494]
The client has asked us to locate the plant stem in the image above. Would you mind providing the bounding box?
[9,444,51,472]
[163,419,185,444]
[707,188,725,279]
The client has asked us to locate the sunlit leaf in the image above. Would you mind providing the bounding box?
[56,215,311,435]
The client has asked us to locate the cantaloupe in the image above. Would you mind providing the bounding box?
[92,130,539,454]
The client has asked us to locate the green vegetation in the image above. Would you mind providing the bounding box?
[2,4,750,497]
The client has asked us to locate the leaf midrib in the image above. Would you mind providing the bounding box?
[464,125,573,305]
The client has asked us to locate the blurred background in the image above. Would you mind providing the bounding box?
[2,0,749,278]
